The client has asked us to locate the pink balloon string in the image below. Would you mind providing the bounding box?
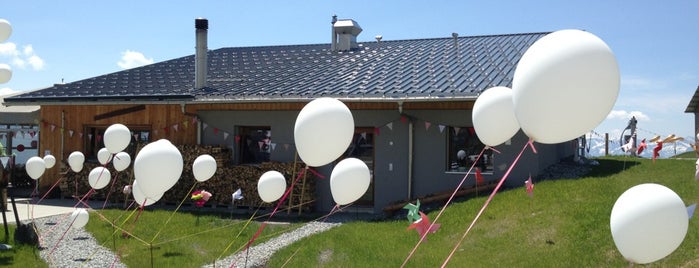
[400,147,488,268]
[440,140,536,268]
[102,170,120,209]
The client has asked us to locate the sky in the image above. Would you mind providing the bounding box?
[1,1,698,149]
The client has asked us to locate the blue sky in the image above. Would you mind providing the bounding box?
[2,1,698,145]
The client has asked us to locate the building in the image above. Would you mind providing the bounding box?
[3,17,574,214]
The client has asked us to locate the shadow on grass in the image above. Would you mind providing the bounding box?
[586,158,640,177]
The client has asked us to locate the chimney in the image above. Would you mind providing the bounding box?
[330,15,337,52]
[332,19,362,51]
[195,18,208,89]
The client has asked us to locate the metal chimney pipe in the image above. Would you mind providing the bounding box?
[195,18,208,89]
[331,15,337,52]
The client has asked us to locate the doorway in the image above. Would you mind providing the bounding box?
[344,127,374,206]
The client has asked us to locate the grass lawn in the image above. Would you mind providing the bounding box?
[85,207,300,267]
[267,156,699,267]
[0,225,47,268]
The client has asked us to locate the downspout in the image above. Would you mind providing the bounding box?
[408,118,414,200]
[61,110,65,165]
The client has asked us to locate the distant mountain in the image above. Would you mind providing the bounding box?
[580,134,694,159]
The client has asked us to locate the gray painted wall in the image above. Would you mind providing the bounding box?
[198,108,574,214]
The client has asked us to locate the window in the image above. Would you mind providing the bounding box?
[237,126,271,164]
[85,125,151,161]
[446,127,492,172]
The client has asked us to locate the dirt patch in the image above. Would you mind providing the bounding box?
[317,249,333,266]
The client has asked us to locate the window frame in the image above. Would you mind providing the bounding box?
[445,126,493,173]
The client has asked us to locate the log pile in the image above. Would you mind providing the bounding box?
[60,144,317,212]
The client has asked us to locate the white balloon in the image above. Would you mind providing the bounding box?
[134,139,183,198]
[43,155,56,169]
[294,98,354,167]
[112,152,131,172]
[103,124,131,154]
[69,208,89,229]
[68,151,85,173]
[610,183,688,264]
[472,86,520,147]
[0,19,11,43]
[97,148,113,165]
[132,181,162,207]
[457,150,466,160]
[193,154,217,182]
[0,64,11,84]
[257,171,287,203]
[330,158,371,205]
[512,29,619,144]
[25,156,46,180]
[88,167,111,190]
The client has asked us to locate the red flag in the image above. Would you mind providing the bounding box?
[525,175,534,197]
[475,168,484,185]
[653,142,662,162]
[637,138,647,155]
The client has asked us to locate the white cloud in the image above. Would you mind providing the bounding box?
[0,42,44,70]
[0,87,19,96]
[606,110,650,121]
[117,50,153,69]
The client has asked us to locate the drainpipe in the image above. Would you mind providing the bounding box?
[61,110,65,165]
[407,116,414,200]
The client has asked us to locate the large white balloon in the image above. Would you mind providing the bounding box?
[103,124,131,154]
[257,171,287,203]
[97,148,113,165]
[43,155,56,169]
[330,158,371,205]
[512,29,619,144]
[69,208,89,229]
[68,151,85,173]
[88,167,111,190]
[0,64,11,84]
[294,98,354,167]
[112,152,131,172]
[132,181,162,207]
[0,19,11,43]
[134,139,183,198]
[192,154,217,182]
[25,156,46,180]
[472,86,520,147]
[610,183,688,264]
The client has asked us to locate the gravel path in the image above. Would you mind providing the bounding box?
[34,214,127,268]
[202,221,342,268]
[31,212,343,268]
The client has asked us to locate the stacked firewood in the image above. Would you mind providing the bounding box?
[61,144,317,212]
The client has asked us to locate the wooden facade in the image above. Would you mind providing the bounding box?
[37,100,475,192]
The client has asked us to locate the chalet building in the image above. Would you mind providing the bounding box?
[3,17,574,214]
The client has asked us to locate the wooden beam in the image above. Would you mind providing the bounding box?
[94,105,146,121]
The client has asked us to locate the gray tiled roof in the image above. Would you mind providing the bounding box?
[4,32,548,104]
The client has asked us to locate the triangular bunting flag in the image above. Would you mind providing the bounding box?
[96,135,102,143]
[387,122,393,131]
[213,128,219,135]
[88,134,93,140]
[235,135,241,144]
[183,120,189,129]
[258,141,264,150]
[454,127,461,134]
[69,130,74,137]
[374,127,381,136]
[400,116,408,124]
[50,124,56,132]
[163,126,169,134]
[360,132,367,140]
[154,129,159,135]
[192,117,198,124]
[270,143,277,151]
[79,132,83,138]
[172,124,179,132]
[284,144,290,150]
[439,125,445,133]
[223,132,229,140]
[203,123,209,130]
[425,121,431,131]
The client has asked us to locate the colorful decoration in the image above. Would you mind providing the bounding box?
[525,175,534,197]
[403,200,421,222]
[407,211,440,241]
[191,190,212,207]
